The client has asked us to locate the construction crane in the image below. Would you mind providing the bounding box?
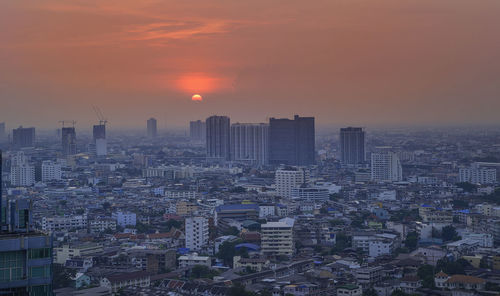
[58,120,76,128]
[93,106,107,126]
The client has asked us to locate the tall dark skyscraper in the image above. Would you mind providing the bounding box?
[190,120,206,142]
[206,115,230,162]
[340,127,366,166]
[61,127,77,156]
[93,124,106,141]
[0,122,5,143]
[12,126,35,148]
[147,118,157,138]
[269,115,315,165]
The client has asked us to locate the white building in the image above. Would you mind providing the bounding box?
[459,166,496,184]
[230,123,269,166]
[89,217,117,233]
[41,215,88,232]
[290,186,329,201]
[261,217,294,256]
[10,152,35,186]
[259,205,276,218]
[112,211,136,227]
[41,160,62,182]
[371,151,402,182]
[275,167,308,198]
[185,216,209,251]
[178,253,211,268]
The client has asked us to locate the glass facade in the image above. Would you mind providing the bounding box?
[0,251,24,282]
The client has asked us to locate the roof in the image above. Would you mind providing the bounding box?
[105,271,150,284]
[216,204,259,212]
[446,275,486,284]
[235,243,260,251]
[436,271,448,277]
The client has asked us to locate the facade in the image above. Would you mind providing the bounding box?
[61,127,77,156]
[178,254,211,268]
[147,118,157,138]
[233,256,270,272]
[12,126,35,148]
[269,115,315,166]
[54,244,103,264]
[459,166,497,184]
[41,215,87,232]
[89,217,117,233]
[290,186,329,201]
[100,271,150,294]
[41,161,62,182]
[336,284,362,296]
[112,211,136,227]
[185,216,209,251]
[189,120,206,142]
[371,151,402,182]
[275,167,308,198]
[261,218,294,256]
[340,127,366,166]
[10,152,35,186]
[230,123,269,166]
[206,115,230,162]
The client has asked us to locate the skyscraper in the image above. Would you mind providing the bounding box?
[371,150,402,182]
[61,127,77,156]
[340,127,366,166]
[147,118,157,138]
[206,115,230,162]
[92,124,107,156]
[189,120,206,142]
[269,115,315,165]
[0,122,5,143]
[93,124,106,141]
[12,126,35,148]
[230,123,269,166]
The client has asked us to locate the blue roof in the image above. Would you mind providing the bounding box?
[177,248,190,254]
[457,209,470,214]
[216,204,259,212]
[235,243,260,251]
[421,204,432,208]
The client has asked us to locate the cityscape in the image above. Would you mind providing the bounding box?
[2,1,500,296]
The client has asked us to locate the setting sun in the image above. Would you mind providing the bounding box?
[192,94,203,101]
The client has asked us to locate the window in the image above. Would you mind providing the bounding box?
[28,248,51,259]
[0,251,25,282]
[29,265,51,278]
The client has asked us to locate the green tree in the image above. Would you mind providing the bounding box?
[391,290,410,296]
[53,264,76,289]
[228,283,256,296]
[417,264,435,288]
[441,225,459,242]
[456,182,477,193]
[331,232,351,253]
[190,265,218,279]
[404,231,419,251]
[216,239,242,267]
[363,288,378,296]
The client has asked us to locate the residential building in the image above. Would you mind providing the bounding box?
[12,126,35,148]
[185,216,209,251]
[275,167,308,198]
[147,118,157,138]
[112,211,136,227]
[54,244,103,264]
[41,160,62,182]
[230,123,269,166]
[178,253,211,268]
[61,127,77,156]
[269,115,315,165]
[100,271,150,294]
[371,151,402,182]
[206,115,230,162]
[340,127,366,166]
[189,120,206,142]
[261,218,294,256]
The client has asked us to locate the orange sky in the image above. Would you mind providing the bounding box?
[1,0,500,130]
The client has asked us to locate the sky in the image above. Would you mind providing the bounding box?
[1,0,500,131]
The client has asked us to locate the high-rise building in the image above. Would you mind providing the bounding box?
[459,166,497,184]
[371,150,402,182]
[10,152,35,186]
[269,115,315,165]
[189,120,206,142]
[91,124,107,156]
[275,167,308,198]
[61,127,77,156]
[206,115,230,162]
[41,160,62,182]
[0,122,5,143]
[261,218,295,256]
[230,123,269,166]
[340,127,366,166]
[185,216,209,251]
[147,118,157,138]
[12,126,35,148]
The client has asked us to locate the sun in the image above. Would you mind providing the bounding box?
[192,94,203,101]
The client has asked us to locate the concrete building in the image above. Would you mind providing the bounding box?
[112,211,137,227]
[61,127,77,156]
[230,123,269,166]
[54,244,103,264]
[100,271,150,294]
[41,215,87,232]
[206,115,230,162]
[275,167,308,198]
[459,166,497,184]
[41,160,62,182]
[189,120,206,142]
[340,127,366,166]
[185,216,209,251]
[12,126,35,148]
[371,151,402,182]
[147,118,157,138]
[178,253,211,268]
[261,218,295,256]
[290,186,329,201]
[10,152,35,186]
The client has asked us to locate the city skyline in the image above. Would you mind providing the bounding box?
[2,0,500,128]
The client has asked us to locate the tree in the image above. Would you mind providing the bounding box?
[417,264,435,288]
[53,264,76,289]
[363,288,378,296]
[436,257,469,275]
[391,290,410,296]
[456,182,477,193]
[441,225,459,242]
[228,283,256,296]
[480,256,490,269]
[223,226,240,236]
[404,231,419,251]
[102,201,111,210]
[331,232,351,253]
[190,265,218,279]
[216,240,242,267]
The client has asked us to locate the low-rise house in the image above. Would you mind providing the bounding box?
[100,271,151,294]
[233,256,270,272]
[434,272,486,291]
[399,276,422,294]
[336,284,362,296]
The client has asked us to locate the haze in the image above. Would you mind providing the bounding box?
[1,0,500,130]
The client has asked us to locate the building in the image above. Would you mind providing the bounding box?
[275,167,308,198]
[61,127,77,156]
[89,217,117,233]
[434,273,485,291]
[206,115,230,162]
[0,122,5,142]
[189,120,206,142]
[175,201,198,216]
[336,284,362,296]
[147,118,157,138]
[230,123,269,166]
[459,165,497,184]
[185,216,209,251]
[41,215,87,232]
[233,256,270,272]
[41,160,62,182]
[100,271,150,294]
[340,127,366,166]
[54,244,103,264]
[215,204,259,222]
[269,115,315,166]
[10,152,35,186]
[290,186,329,201]
[261,218,294,256]
[178,253,211,268]
[355,266,382,288]
[112,211,136,227]
[12,126,35,148]
[93,124,106,141]
[371,151,402,182]
[92,124,107,156]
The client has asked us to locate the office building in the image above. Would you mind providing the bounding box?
[206,115,230,162]
[230,123,269,166]
[185,216,209,251]
[10,152,35,186]
[61,127,77,156]
[41,161,62,182]
[340,127,365,166]
[275,167,308,198]
[12,126,35,148]
[261,218,295,256]
[189,120,206,142]
[269,115,315,165]
[371,151,402,182]
[147,118,157,138]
